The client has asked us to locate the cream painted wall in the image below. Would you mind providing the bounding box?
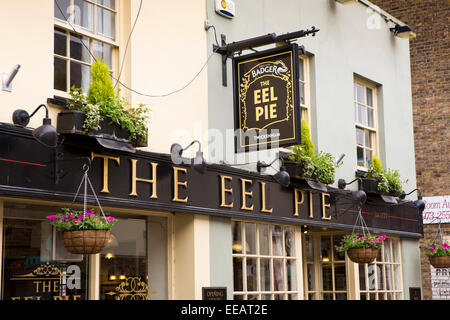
[173,213,210,299]
[0,0,209,157]
[0,0,55,129]
[125,0,209,155]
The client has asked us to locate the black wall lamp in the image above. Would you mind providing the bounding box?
[170,140,206,174]
[400,188,425,211]
[257,158,290,188]
[390,24,416,40]
[337,177,360,190]
[12,104,58,147]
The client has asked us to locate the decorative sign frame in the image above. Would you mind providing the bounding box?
[233,44,301,152]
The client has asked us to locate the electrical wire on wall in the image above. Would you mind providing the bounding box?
[54,0,219,98]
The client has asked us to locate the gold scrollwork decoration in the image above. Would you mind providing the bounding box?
[105,276,154,300]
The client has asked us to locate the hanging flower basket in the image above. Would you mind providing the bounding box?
[420,241,450,269]
[48,208,116,255]
[347,248,379,264]
[47,165,116,255]
[62,229,111,255]
[335,234,386,264]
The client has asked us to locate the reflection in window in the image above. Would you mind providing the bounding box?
[2,203,88,300]
[231,221,299,300]
[100,217,147,300]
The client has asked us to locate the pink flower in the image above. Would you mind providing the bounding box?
[47,215,56,221]
[106,216,115,222]
[370,241,374,245]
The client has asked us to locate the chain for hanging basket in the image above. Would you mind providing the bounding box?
[70,163,108,222]
[61,163,111,255]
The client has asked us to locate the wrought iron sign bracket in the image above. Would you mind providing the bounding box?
[212,26,319,87]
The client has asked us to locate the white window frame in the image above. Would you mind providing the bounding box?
[231,220,303,300]
[357,237,404,300]
[299,55,311,127]
[54,0,119,97]
[354,77,379,171]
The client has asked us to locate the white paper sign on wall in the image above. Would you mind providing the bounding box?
[422,195,450,224]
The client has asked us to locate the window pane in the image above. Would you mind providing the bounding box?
[285,227,295,257]
[286,259,297,291]
[305,235,314,262]
[231,221,242,254]
[54,57,67,91]
[245,223,256,255]
[70,61,91,93]
[54,0,70,20]
[366,87,373,106]
[54,28,67,56]
[333,236,345,261]
[2,213,88,300]
[272,225,283,256]
[359,264,366,291]
[320,236,331,263]
[70,33,91,63]
[322,264,332,291]
[98,0,116,9]
[368,108,374,128]
[246,258,257,291]
[364,130,372,148]
[299,82,305,105]
[323,293,333,300]
[298,58,304,81]
[93,41,113,69]
[73,0,94,32]
[365,149,373,168]
[335,293,347,300]
[100,218,148,300]
[377,265,385,290]
[356,128,364,146]
[258,224,269,256]
[273,259,284,291]
[260,258,271,292]
[97,7,116,39]
[233,257,243,291]
[234,294,244,300]
[247,294,258,300]
[358,104,367,126]
[357,147,364,167]
[261,294,272,300]
[368,264,376,291]
[356,84,365,103]
[307,264,315,290]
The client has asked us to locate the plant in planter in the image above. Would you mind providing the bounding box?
[285,119,339,185]
[420,241,450,268]
[48,208,117,255]
[335,234,387,264]
[363,156,405,197]
[60,60,150,147]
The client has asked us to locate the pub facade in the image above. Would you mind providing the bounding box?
[0,0,423,300]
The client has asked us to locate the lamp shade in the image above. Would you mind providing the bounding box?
[192,151,206,174]
[273,167,290,187]
[32,118,58,147]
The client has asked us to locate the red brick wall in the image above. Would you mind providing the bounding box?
[371,0,450,300]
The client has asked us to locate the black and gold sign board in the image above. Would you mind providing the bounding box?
[233,44,300,152]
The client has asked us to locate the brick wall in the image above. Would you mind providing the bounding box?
[370,0,449,197]
[370,0,450,300]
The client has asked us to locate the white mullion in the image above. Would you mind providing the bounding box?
[242,222,247,296]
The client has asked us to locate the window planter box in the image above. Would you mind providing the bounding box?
[282,159,328,192]
[358,178,401,197]
[57,110,148,150]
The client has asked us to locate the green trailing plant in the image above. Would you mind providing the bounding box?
[287,120,339,184]
[47,208,116,231]
[420,241,450,257]
[67,60,150,145]
[365,156,404,196]
[335,234,387,253]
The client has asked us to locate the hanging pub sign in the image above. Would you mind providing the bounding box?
[233,43,300,152]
